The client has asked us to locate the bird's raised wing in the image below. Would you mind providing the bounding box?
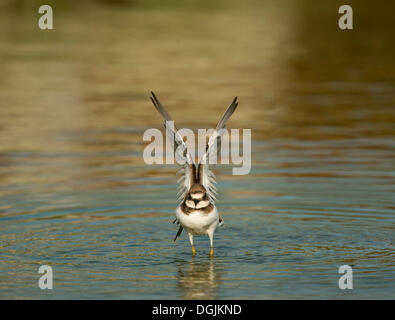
[198,96,238,203]
[150,91,196,202]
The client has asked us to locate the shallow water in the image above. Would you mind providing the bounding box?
[0,0,394,299]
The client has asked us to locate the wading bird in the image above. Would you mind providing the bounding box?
[150,92,238,256]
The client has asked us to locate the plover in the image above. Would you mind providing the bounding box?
[150,92,238,256]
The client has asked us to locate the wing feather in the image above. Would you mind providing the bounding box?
[150,92,196,201]
[174,226,183,241]
[198,97,238,203]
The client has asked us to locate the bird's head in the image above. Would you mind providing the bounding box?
[185,184,210,209]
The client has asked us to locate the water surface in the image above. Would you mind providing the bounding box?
[0,0,394,299]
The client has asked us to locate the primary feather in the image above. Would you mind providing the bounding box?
[150,92,196,203]
[198,96,238,203]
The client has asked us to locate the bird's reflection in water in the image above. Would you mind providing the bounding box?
[177,257,222,299]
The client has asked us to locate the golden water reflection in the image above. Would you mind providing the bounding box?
[0,0,394,299]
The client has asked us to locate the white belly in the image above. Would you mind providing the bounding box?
[176,206,219,235]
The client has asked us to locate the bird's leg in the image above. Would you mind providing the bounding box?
[208,232,214,257]
[188,233,196,256]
